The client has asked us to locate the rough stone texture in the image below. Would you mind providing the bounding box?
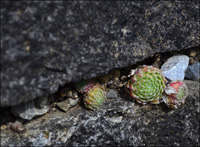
[1,1,199,107]
[1,80,199,146]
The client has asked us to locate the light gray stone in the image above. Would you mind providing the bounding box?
[68,98,79,107]
[161,55,189,80]
[56,100,71,112]
[11,98,49,120]
[106,89,118,98]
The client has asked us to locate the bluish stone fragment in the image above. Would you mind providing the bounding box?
[161,55,189,80]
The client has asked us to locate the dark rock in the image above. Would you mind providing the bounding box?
[185,62,200,81]
[1,1,199,106]
[0,80,199,146]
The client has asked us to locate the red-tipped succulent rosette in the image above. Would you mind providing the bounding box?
[74,79,94,94]
[83,85,106,110]
[163,80,188,109]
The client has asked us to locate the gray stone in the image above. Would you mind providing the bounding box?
[56,100,71,112]
[1,80,199,146]
[106,89,118,98]
[11,99,49,120]
[57,98,79,112]
[9,121,25,133]
[68,98,79,107]
[185,62,200,81]
[161,55,189,80]
[1,1,199,107]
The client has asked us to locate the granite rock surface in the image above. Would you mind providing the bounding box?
[0,80,199,146]
[1,1,199,106]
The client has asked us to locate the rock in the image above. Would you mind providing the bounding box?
[128,69,137,77]
[11,98,49,120]
[0,125,7,131]
[1,80,199,146]
[189,57,196,65]
[185,62,200,81]
[106,89,118,98]
[56,100,71,112]
[161,55,189,80]
[1,1,199,107]
[10,121,25,133]
[189,50,197,57]
[35,95,49,109]
[68,98,79,107]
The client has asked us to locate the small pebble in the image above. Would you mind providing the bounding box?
[74,94,78,98]
[68,98,79,106]
[1,125,7,130]
[189,50,197,57]
[114,77,119,82]
[118,83,124,87]
[67,91,73,97]
[51,107,56,111]
[189,57,196,64]
[106,89,118,98]
[120,76,127,81]
[10,121,25,133]
[57,100,71,112]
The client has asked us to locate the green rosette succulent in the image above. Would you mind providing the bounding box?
[84,85,106,110]
[163,80,188,109]
[127,65,167,105]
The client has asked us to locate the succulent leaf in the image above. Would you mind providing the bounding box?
[127,65,167,104]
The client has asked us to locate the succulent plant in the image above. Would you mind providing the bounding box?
[74,79,94,94]
[127,65,167,105]
[163,80,188,109]
[84,85,106,110]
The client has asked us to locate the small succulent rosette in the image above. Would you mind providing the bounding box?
[74,79,94,94]
[163,80,188,109]
[83,85,106,110]
[127,65,167,105]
